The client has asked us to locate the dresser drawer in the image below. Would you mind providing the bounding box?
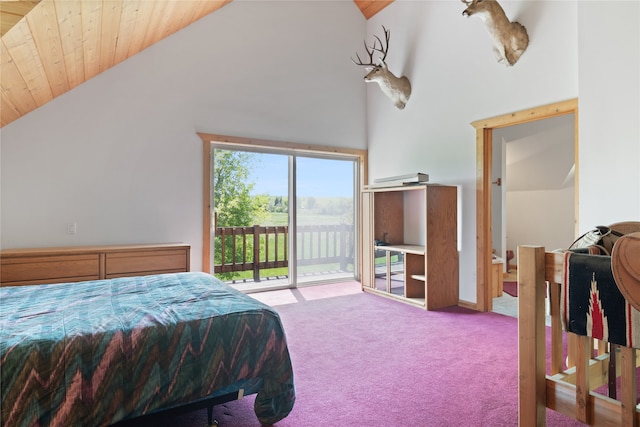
[1,254,100,286]
[105,249,189,278]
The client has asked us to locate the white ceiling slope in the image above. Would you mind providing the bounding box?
[497,114,575,192]
[0,0,393,128]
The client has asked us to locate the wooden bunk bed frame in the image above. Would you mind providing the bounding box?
[518,245,639,426]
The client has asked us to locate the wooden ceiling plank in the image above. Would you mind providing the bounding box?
[1,18,53,107]
[0,1,41,17]
[0,1,41,37]
[1,89,22,126]
[0,40,38,118]
[153,1,233,58]
[80,0,102,81]
[172,0,201,32]
[113,0,141,65]
[190,0,232,23]
[1,15,21,38]
[353,0,370,18]
[99,0,122,72]
[125,0,155,59]
[55,0,85,89]
[162,1,195,37]
[25,0,69,97]
[354,0,394,19]
[140,1,175,51]
[158,1,182,41]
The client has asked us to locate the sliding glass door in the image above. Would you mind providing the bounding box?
[294,156,356,284]
[212,146,358,290]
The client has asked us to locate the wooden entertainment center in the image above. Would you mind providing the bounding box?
[361,184,458,309]
[0,243,190,287]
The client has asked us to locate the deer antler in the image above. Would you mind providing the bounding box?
[371,26,390,63]
[351,26,390,66]
[352,40,376,66]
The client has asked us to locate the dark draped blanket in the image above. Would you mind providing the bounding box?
[1,272,295,426]
[562,251,640,348]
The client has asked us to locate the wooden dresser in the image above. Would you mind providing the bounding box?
[0,243,190,287]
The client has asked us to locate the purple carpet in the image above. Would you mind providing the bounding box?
[503,281,518,297]
[117,283,583,426]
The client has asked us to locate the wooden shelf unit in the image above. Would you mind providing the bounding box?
[361,184,458,309]
[1,243,190,287]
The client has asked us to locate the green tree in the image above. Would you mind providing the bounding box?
[215,150,262,226]
[213,149,268,280]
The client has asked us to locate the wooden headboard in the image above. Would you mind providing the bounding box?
[1,243,190,287]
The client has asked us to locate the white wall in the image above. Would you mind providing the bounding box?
[366,1,580,303]
[2,1,638,306]
[0,1,367,271]
[507,187,576,257]
[577,1,640,229]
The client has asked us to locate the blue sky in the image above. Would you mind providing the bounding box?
[249,153,354,198]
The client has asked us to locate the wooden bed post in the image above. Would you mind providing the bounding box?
[518,245,547,426]
[620,346,638,426]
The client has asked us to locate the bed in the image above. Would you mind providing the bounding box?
[0,271,296,427]
[517,244,639,425]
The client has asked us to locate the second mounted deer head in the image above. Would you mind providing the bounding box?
[462,0,529,66]
[352,26,411,110]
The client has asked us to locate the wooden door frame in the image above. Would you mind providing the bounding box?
[473,98,579,312]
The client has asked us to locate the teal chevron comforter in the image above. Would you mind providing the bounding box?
[0,272,295,426]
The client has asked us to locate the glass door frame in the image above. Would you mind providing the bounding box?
[292,154,359,285]
[199,133,368,288]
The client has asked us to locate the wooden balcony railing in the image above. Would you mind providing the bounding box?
[214,224,354,281]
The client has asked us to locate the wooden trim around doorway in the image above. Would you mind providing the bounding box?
[472,98,578,312]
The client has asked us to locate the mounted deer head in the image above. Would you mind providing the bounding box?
[462,0,529,66]
[352,26,411,110]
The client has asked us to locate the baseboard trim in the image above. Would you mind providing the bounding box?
[458,299,478,311]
